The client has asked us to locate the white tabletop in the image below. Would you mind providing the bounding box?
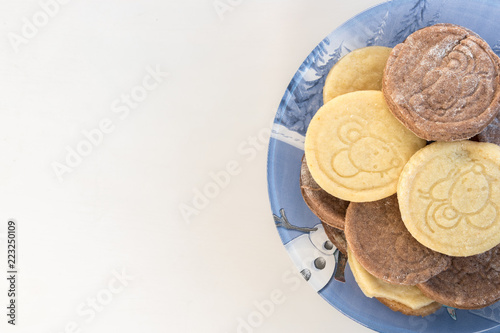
[0,1,385,332]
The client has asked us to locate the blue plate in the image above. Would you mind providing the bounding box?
[267,0,500,332]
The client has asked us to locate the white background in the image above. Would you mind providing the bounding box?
[0,0,385,332]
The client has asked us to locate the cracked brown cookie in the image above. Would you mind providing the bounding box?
[300,155,349,229]
[345,195,451,285]
[474,113,500,144]
[418,244,500,309]
[347,247,439,315]
[383,23,500,141]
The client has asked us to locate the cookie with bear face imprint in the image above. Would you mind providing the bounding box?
[398,141,500,257]
[305,90,426,202]
[383,24,500,141]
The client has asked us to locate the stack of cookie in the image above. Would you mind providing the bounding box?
[301,24,500,316]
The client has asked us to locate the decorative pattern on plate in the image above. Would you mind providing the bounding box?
[470,301,500,324]
[274,208,340,292]
[491,40,500,56]
[275,40,348,137]
[390,0,441,45]
[268,0,500,331]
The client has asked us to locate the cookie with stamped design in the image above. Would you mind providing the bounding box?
[418,244,500,309]
[345,195,451,285]
[305,90,426,202]
[383,24,500,141]
[398,141,500,256]
[323,46,392,104]
[300,154,349,229]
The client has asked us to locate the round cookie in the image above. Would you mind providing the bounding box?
[418,244,500,309]
[347,247,439,314]
[474,113,500,145]
[398,141,500,257]
[305,90,426,202]
[345,195,451,285]
[323,46,392,104]
[377,297,442,317]
[322,222,347,255]
[300,155,349,229]
[383,23,500,141]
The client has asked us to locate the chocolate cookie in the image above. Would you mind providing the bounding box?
[474,113,500,144]
[345,195,451,285]
[383,23,500,141]
[300,155,349,229]
[348,247,438,312]
[418,244,500,309]
[321,222,347,255]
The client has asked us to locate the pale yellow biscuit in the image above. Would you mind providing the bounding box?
[305,90,426,202]
[398,141,500,256]
[377,297,442,317]
[347,247,437,310]
[323,46,392,104]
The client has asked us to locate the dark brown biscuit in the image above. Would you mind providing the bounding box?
[300,155,349,229]
[321,222,347,255]
[417,244,500,309]
[473,113,500,144]
[345,195,451,285]
[376,297,442,317]
[383,23,500,141]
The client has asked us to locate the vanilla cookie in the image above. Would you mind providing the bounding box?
[383,24,500,141]
[323,46,392,104]
[305,90,426,202]
[347,247,439,314]
[377,297,442,317]
[398,141,500,256]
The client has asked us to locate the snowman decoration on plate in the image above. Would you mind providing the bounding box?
[274,208,345,292]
